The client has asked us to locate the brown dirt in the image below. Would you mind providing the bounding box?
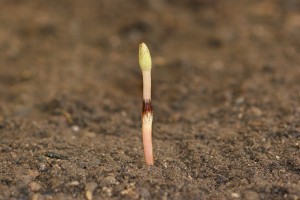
[0,0,300,199]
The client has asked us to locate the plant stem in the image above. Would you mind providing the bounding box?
[139,43,154,166]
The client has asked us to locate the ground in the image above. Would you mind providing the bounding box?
[0,0,300,199]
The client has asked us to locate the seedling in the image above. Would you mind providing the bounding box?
[139,43,154,165]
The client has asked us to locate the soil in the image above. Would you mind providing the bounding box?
[0,0,300,199]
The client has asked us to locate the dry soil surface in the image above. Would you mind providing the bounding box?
[0,0,300,199]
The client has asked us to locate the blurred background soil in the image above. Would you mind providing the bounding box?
[0,0,300,199]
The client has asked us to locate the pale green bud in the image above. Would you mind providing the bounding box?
[139,43,152,71]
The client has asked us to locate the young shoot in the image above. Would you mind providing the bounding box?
[139,43,154,166]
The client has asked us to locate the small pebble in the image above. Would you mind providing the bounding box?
[72,125,80,132]
[231,192,240,198]
[163,162,167,168]
[86,191,93,200]
[102,187,112,197]
[121,187,139,199]
[39,163,47,172]
[235,97,245,105]
[249,107,262,117]
[27,170,39,179]
[29,181,41,192]
[66,181,80,186]
[101,175,117,186]
[45,152,67,160]
[85,182,98,200]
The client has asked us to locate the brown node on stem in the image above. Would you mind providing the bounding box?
[142,99,153,116]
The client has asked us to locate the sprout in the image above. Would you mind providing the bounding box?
[139,43,154,166]
[139,43,152,71]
